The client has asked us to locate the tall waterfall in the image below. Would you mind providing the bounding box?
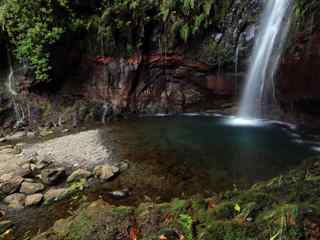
[238,0,293,119]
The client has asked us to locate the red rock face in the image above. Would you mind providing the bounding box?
[66,52,236,113]
[280,32,320,100]
[277,32,320,121]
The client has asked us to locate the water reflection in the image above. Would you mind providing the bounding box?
[99,115,316,193]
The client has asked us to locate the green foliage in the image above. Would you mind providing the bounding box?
[179,214,193,240]
[0,0,233,81]
[0,0,79,81]
[67,213,93,240]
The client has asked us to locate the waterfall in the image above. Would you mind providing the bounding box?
[234,44,240,96]
[238,0,293,119]
[6,49,26,128]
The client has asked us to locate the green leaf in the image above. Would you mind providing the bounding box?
[234,203,241,212]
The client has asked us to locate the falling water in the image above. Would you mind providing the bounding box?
[234,44,240,96]
[238,0,293,119]
[6,50,26,127]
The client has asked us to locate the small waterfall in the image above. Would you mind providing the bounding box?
[238,0,293,119]
[6,50,26,127]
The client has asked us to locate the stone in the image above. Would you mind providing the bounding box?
[0,210,6,218]
[0,145,13,151]
[25,193,43,206]
[14,143,26,154]
[107,189,129,199]
[44,188,68,203]
[41,168,66,185]
[5,131,25,141]
[0,173,14,183]
[39,129,54,137]
[0,220,12,234]
[4,193,26,209]
[14,166,32,178]
[0,175,24,195]
[67,169,92,183]
[23,178,35,183]
[20,182,45,194]
[94,164,119,181]
[0,148,16,154]
[115,161,129,172]
[27,132,36,138]
[36,154,54,168]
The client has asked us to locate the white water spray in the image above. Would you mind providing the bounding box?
[238,0,293,120]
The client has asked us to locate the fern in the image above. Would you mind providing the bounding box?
[180,24,189,42]
[203,0,213,16]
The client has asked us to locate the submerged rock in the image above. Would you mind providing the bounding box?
[25,193,43,206]
[20,182,45,194]
[94,164,119,181]
[67,169,92,183]
[4,193,26,209]
[41,168,66,185]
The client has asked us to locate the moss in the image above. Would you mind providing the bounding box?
[112,206,133,217]
[198,221,258,240]
[171,198,188,213]
[66,213,94,240]
[210,202,237,220]
[33,160,320,240]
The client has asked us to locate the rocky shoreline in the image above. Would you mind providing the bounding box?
[26,158,320,240]
[0,125,319,240]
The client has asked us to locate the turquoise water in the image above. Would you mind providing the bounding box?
[103,115,318,192]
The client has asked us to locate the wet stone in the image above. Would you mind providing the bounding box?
[25,193,43,206]
[20,182,45,194]
[67,169,92,183]
[94,164,120,181]
[4,193,26,209]
[41,168,66,185]
[0,175,24,195]
[44,188,68,203]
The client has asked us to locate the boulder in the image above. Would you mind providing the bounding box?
[14,166,32,178]
[25,193,43,206]
[20,182,45,194]
[0,175,24,195]
[4,193,26,209]
[67,169,92,183]
[94,164,119,181]
[0,220,12,234]
[44,188,68,203]
[41,168,66,185]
